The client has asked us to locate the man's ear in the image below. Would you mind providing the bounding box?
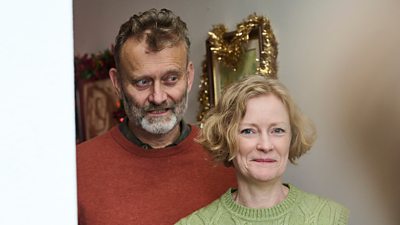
[109,68,122,98]
[186,62,195,92]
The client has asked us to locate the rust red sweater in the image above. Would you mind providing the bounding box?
[77,125,236,225]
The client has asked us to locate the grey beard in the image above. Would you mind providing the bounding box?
[121,89,188,134]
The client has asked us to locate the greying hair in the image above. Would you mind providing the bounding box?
[113,8,190,70]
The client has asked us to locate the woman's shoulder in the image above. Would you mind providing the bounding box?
[175,189,229,225]
[290,184,349,225]
[292,184,348,211]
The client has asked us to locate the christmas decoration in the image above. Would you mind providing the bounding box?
[198,14,278,122]
[74,48,125,124]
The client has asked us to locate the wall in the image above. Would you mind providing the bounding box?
[0,0,76,224]
[74,1,400,224]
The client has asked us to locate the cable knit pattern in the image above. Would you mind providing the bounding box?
[175,184,349,225]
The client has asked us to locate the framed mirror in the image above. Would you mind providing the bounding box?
[198,14,278,122]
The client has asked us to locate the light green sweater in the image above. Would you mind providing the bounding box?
[175,184,349,225]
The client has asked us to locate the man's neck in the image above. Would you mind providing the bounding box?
[128,121,181,149]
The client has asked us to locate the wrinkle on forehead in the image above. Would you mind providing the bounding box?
[119,38,188,78]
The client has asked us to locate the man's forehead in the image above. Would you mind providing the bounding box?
[118,40,188,75]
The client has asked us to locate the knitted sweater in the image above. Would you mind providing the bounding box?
[77,125,236,225]
[175,184,349,225]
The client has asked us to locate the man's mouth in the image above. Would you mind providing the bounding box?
[147,108,171,116]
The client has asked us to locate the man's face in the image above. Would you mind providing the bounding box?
[112,38,194,134]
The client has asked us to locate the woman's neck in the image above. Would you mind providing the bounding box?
[234,179,289,209]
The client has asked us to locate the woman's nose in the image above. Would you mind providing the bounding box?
[256,133,273,152]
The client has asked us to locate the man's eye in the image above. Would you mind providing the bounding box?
[164,75,179,84]
[240,128,255,135]
[135,79,151,87]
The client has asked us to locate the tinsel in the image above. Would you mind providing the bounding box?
[208,13,278,76]
[197,60,211,123]
[197,14,278,122]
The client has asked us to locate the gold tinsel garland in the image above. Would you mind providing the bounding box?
[197,60,211,124]
[197,14,278,122]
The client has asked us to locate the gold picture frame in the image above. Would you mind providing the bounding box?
[197,14,279,122]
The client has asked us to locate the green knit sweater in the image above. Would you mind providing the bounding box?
[175,184,349,225]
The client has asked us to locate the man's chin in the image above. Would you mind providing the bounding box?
[143,114,172,124]
[140,116,178,135]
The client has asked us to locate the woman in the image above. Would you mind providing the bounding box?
[176,75,349,225]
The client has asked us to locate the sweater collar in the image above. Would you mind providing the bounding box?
[110,124,199,158]
[221,184,299,220]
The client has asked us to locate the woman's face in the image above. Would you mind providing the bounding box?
[233,94,291,184]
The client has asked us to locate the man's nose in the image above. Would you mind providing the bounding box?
[148,82,167,104]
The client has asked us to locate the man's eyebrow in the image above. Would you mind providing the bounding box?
[164,68,185,74]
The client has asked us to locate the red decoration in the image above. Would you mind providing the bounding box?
[74,48,125,123]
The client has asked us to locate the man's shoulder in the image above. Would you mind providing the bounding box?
[76,126,125,172]
[77,126,119,151]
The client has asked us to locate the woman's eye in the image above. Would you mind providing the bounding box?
[272,128,285,134]
[240,128,255,135]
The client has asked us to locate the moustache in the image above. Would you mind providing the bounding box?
[143,102,176,112]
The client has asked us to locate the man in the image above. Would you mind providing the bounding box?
[77,8,236,225]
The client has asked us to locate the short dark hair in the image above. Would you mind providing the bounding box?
[113,8,190,70]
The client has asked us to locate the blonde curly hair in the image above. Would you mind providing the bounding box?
[198,75,316,166]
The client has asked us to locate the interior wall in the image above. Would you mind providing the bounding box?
[74,1,400,224]
[0,0,76,224]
